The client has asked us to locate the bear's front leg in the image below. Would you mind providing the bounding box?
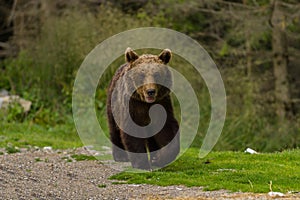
[108,116,129,162]
[120,132,150,170]
[151,133,179,168]
[127,152,151,170]
[150,119,180,168]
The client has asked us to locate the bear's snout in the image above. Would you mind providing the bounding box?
[144,90,156,103]
[146,89,156,97]
[143,85,157,103]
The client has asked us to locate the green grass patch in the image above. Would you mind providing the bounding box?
[34,157,42,162]
[98,184,107,188]
[0,122,82,149]
[71,154,97,161]
[110,148,300,193]
[5,145,20,154]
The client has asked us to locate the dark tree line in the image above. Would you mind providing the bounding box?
[1,0,300,121]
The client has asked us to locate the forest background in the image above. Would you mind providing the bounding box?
[0,0,300,152]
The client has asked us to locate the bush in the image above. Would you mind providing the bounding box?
[0,2,299,152]
[31,6,151,108]
[1,5,152,121]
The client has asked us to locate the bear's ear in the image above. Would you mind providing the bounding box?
[125,47,139,63]
[158,49,172,64]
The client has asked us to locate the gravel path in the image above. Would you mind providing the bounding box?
[0,147,299,200]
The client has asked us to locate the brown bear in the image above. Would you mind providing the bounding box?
[106,48,180,170]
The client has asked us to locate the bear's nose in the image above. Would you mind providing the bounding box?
[147,89,156,97]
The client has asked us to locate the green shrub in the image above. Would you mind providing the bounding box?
[30,5,152,109]
[1,5,152,124]
[0,2,299,152]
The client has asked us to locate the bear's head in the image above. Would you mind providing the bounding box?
[124,48,172,103]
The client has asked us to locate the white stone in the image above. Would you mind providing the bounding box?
[268,191,285,197]
[0,95,31,112]
[244,148,258,154]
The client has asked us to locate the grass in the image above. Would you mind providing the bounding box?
[71,154,97,161]
[1,121,299,194]
[110,148,300,193]
[98,184,107,188]
[5,145,20,154]
[0,121,82,149]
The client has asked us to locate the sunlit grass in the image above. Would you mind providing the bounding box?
[0,121,82,149]
[111,148,300,193]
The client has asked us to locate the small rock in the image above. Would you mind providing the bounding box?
[244,148,258,154]
[0,95,31,112]
[268,191,285,197]
[43,146,53,151]
[0,89,9,97]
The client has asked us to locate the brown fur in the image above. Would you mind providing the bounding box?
[106,48,179,170]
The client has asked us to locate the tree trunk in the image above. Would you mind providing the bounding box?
[271,0,291,120]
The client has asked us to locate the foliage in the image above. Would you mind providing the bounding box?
[1,101,26,122]
[0,51,34,93]
[5,145,20,154]
[111,148,300,193]
[1,4,152,114]
[0,1,299,152]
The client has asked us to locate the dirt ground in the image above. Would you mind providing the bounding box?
[0,147,299,200]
